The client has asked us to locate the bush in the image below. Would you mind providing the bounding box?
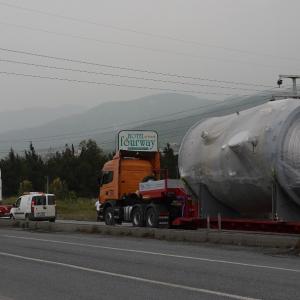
[18,180,33,195]
[49,177,68,199]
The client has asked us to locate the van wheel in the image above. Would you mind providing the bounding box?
[145,207,159,228]
[132,207,144,227]
[104,207,115,225]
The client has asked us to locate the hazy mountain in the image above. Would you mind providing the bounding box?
[0,93,217,155]
[0,89,293,156]
[89,88,292,151]
[92,90,275,151]
[0,105,86,133]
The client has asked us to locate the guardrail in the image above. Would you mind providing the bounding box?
[1,219,300,250]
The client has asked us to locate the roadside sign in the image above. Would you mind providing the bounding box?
[117,130,158,152]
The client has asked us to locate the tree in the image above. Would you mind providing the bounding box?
[49,177,68,199]
[76,140,107,197]
[0,149,24,196]
[19,180,33,195]
[24,143,45,191]
[0,140,109,198]
[161,143,179,179]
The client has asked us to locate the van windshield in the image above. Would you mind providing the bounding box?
[33,195,46,206]
[48,195,56,205]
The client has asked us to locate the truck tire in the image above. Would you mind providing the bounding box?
[49,217,56,223]
[132,207,144,227]
[145,207,159,228]
[104,207,115,225]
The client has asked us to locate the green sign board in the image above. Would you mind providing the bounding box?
[118,130,158,152]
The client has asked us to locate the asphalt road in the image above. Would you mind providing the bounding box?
[0,227,299,300]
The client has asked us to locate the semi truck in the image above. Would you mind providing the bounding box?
[98,99,300,234]
[98,130,196,227]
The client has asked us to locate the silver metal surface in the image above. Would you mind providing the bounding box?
[179,98,300,219]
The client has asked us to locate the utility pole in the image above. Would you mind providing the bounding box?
[46,176,49,194]
[277,74,300,97]
[0,168,2,202]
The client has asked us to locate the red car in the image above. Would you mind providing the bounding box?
[0,205,12,218]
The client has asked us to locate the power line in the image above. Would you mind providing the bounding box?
[0,58,265,92]
[0,1,299,63]
[0,21,293,72]
[0,97,268,154]
[0,70,252,98]
[0,91,274,145]
[0,94,276,155]
[0,47,274,88]
[0,96,246,143]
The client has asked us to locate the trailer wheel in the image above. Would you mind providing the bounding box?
[145,207,159,228]
[104,207,115,225]
[132,207,144,227]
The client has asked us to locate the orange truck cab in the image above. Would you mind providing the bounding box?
[99,150,160,203]
[98,130,187,227]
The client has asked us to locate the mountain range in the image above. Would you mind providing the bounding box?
[0,94,216,155]
[0,89,291,156]
[0,105,85,134]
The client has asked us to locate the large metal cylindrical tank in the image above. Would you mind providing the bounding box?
[179,98,300,219]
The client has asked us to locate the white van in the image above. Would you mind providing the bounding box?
[10,192,56,222]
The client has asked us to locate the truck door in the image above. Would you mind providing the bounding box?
[33,195,47,218]
[100,171,115,202]
[46,195,56,217]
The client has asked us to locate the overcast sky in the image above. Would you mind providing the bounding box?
[0,0,299,112]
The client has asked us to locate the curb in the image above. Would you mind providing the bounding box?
[1,219,300,249]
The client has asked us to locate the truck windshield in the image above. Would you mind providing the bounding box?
[101,171,114,185]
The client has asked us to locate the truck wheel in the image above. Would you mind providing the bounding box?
[49,218,56,223]
[132,207,144,227]
[145,207,159,228]
[104,207,115,225]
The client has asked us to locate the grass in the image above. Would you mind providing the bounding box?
[57,198,97,221]
[1,197,17,205]
[1,196,98,221]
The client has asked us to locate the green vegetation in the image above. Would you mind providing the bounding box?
[19,180,33,195]
[56,198,97,221]
[0,139,108,198]
[2,196,17,205]
[161,143,179,178]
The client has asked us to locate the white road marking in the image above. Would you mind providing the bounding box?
[0,251,259,300]
[4,234,300,273]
